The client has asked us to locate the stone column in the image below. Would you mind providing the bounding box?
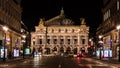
[44,35,46,45]
[86,35,88,45]
[9,33,12,59]
[70,36,73,45]
[35,35,38,45]
[51,36,53,45]
[41,35,43,45]
[77,46,80,53]
[64,47,67,53]
[64,36,66,45]
[78,34,80,45]
[50,36,51,45]
[58,36,60,45]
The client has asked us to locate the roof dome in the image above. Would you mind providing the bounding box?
[61,18,74,25]
[44,8,74,26]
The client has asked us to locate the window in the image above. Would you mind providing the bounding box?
[33,41,35,45]
[65,29,67,33]
[47,39,50,44]
[103,9,110,21]
[13,0,18,4]
[52,29,54,33]
[72,29,74,33]
[54,39,57,44]
[39,39,42,44]
[59,29,61,33]
[67,39,70,44]
[82,39,85,44]
[74,39,78,44]
[117,1,119,10]
[0,0,1,7]
[108,10,110,17]
[60,39,64,44]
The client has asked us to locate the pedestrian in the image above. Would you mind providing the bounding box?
[32,51,34,57]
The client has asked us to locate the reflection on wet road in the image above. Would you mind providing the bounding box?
[74,57,116,68]
[0,55,118,68]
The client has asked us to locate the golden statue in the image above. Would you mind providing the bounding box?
[80,18,86,25]
[39,18,44,27]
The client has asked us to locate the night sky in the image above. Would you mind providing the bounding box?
[21,0,103,35]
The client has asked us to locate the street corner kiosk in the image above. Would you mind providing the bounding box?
[25,48,30,55]
[0,47,7,58]
[13,48,19,57]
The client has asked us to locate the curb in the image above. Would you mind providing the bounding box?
[91,57,120,68]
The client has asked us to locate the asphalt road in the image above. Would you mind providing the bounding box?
[0,55,118,68]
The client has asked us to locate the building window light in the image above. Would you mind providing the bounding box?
[117,1,119,10]
[108,10,110,17]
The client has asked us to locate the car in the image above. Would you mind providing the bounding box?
[77,52,86,57]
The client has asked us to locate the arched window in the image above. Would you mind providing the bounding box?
[81,36,85,44]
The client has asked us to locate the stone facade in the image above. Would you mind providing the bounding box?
[31,9,89,54]
[96,0,120,58]
[0,0,22,57]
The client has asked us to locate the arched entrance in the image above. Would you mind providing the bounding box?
[81,47,85,53]
[52,47,57,54]
[45,48,50,54]
[38,47,42,53]
[53,47,57,52]
[60,47,64,53]
[66,47,71,54]
[73,48,77,54]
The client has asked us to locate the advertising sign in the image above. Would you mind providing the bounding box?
[96,49,112,58]
[104,49,112,58]
[25,48,30,54]
[96,49,103,58]
[0,48,7,58]
[13,49,19,57]
[104,50,108,57]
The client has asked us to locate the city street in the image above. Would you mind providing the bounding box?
[0,55,119,68]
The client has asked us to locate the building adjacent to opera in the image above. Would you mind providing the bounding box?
[0,0,22,57]
[31,8,89,54]
[96,0,120,59]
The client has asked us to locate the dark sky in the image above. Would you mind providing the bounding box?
[21,0,103,35]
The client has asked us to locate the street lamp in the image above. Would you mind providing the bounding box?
[45,26,48,54]
[89,39,92,45]
[2,26,8,62]
[117,25,120,62]
[22,35,26,59]
[98,35,103,60]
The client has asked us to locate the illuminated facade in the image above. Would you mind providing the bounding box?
[31,9,89,54]
[0,0,22,57]
[96,0,120,58]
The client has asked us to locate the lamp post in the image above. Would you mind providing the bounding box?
[2,26,8,62]
[99,35,103,60]
[117,25,120,62]
[22,35,26,59]
[89,39,92,46]
[45,26,48,54]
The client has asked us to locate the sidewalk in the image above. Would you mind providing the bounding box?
[0,56,33,64]
[94,57,120,63]
[92,57,120,67]
[0,57,33,68]
[0,57,24,64]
